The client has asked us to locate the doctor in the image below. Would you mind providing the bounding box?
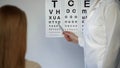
[63,0,120,68]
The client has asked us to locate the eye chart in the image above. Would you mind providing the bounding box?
[62,0,81,37]
[46,0,90,37]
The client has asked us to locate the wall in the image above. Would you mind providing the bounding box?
[0,0,84,68]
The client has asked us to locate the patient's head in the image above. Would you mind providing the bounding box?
[0,5,27,68]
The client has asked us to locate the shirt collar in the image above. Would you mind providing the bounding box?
[88,0,104,14]
[91,0,104,9]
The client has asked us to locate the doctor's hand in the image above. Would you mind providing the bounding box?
[63,31,78,44]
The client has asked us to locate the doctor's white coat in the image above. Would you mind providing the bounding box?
[78,0,120,68]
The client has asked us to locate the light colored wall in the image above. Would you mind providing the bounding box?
[0,0,84,68]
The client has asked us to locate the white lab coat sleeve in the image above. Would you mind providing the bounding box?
[78,34,85,47]
[102,2,120,68]
[104,3,118,42]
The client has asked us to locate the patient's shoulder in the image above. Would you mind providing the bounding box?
[25,60,41,68]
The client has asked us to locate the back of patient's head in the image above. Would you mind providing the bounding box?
[0,5,27,68]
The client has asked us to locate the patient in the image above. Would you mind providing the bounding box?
[0,5,41,68]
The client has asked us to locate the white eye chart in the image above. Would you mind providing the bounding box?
[46,0,90,37]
